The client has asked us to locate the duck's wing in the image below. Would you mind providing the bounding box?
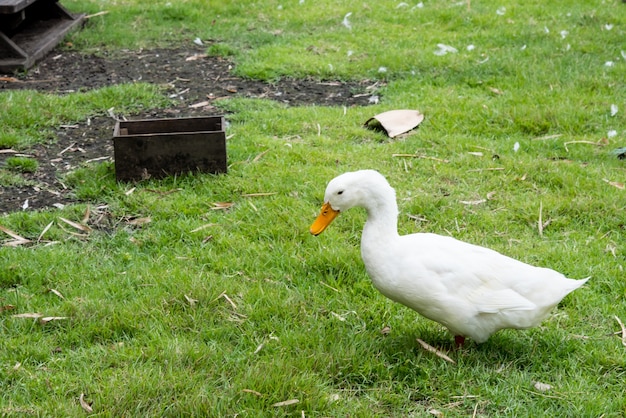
[405,233,555,314]
[466,288,537,314]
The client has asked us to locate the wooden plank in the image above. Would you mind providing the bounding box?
[0,0,84,72]
[0,0,41,14]
[117,116,223,136]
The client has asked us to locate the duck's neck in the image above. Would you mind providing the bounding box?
[362,196,400,240]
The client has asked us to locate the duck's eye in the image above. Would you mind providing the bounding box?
[337,190,344,195]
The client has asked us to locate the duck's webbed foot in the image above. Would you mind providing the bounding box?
[454,335,466,349]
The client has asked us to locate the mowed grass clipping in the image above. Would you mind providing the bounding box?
[1,0,626,416]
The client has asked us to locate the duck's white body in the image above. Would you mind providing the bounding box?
[310,170,588,344]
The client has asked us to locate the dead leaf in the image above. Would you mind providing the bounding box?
[127,217,152,226]
[488,86,503,95]
[252,150,269,162]
[364,109,425,138]
[49,289,65,300]
[242,389,263,396]
[0,225,28,241]
[12,313,43,319]
[416,338,456,364]
[82,206,91,224]
[1,304,16,313]
[40,316,68,324]
[380,326,391,335]
[58,217,92,233]
[184,294,198,307]
[211,202,234,210]
[191,223,216,233]
[468,151,484,157]
[37,221,54,242]
[189,100,210,109]
[459,199,487,205]
[0,76,20,83]
[185,53,207,61]
[79,393,93,413]
[4,240,31,247]
[603,178,625,190]
[272,399,299,407]
[331,312,347,321]
[217,292,237,309]
[533,381,552,392]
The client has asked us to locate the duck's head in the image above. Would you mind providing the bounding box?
[309,170,394,236]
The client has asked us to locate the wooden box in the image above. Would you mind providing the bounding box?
[113,116,227,182]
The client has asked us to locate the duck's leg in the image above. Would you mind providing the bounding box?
[454,335,466,348]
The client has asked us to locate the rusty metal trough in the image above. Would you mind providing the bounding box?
[0,0,84,72]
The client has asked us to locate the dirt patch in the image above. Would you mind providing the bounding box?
[0,47,380,215]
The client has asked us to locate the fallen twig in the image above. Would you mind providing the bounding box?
[467,167,504,172]
[416,338,456,364]
[252,150,269,162]
[564,139,607,152]
[320,281,340,292]
[85,10,109,19]
[392,153,449,163]
[79,393,93,413]
[241,192,277,197]
[532,134,563,141]
[190,223,216,233]
[217,292,237,309]
[538,201,543,237]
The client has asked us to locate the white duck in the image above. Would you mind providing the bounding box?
[310,170,588,346]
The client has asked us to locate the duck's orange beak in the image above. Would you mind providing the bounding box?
[310,202,340,236]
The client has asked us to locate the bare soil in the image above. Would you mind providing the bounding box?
[0,47,378,215]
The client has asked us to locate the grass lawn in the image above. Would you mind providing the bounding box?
[1,0,626,416]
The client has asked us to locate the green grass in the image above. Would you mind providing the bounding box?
[0,84,169,188]
[0,84,169,150]
[1,0,626,416]
[4,157,39,173]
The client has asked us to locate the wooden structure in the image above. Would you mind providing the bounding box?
[0,0,84,72]
[113,116,228,182]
